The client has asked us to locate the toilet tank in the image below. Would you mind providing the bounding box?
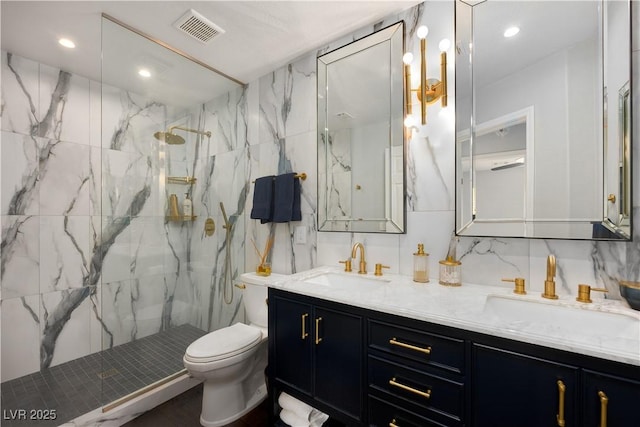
[239,272,287,328]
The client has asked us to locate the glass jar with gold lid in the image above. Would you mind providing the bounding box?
[439,256,461,286]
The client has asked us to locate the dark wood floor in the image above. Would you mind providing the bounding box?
[123,384,269,427]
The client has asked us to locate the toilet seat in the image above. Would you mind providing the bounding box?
[185,323,262,364]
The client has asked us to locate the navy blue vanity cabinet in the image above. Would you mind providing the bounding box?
[314,305,363,421]
[271,294,314,395]
[471,343,579,427]
[369,395,451,427]
[269,289,364,425]
[582,370,640,426]
[367,317,467,427]
[268,287,640,427]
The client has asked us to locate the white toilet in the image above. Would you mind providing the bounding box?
[183,272,285,427]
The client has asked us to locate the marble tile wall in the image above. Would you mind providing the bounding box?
[1,52,100,381]
[246,0,639,308]
[0,50,246,383]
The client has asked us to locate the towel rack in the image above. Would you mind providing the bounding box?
[252,172,306,183]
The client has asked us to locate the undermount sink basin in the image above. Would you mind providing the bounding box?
[483,294,640,341]
[303,272,390,288]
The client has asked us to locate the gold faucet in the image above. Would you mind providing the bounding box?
[502,277,526,295]
[541,255,558,299]
[374,263,390,276]
[339,259,352,272]
[351,242,367,274]
[576,284,607,303]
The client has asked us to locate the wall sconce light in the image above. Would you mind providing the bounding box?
[404,25,449,125]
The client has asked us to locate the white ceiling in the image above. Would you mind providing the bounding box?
[1,0,419,104]
[473,0,598,87]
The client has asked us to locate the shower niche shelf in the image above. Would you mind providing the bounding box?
[167,215,197,222]
[167,176,197,185]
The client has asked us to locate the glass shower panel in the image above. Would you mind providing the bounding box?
[100,15,244,409]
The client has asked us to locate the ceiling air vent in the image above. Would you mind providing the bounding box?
[173,9,225,44]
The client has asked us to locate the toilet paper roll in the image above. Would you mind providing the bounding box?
[280,409,310,427]
[278,391,314,419]
[309,409,329,427]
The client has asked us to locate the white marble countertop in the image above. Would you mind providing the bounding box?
[267,266,640,366]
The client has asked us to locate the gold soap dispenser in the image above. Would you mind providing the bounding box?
[413,243,429,283]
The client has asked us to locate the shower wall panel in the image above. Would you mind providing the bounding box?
[1,51,101,381]
[0,51,227,383]
[175,88,248,333]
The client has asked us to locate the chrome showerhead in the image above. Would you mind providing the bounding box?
[153,131,185,145]
[154,125,211,145]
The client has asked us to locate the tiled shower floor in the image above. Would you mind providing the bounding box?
[1,324,206,427]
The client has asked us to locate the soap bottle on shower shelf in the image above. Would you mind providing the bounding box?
[168,194,180,220]
[182,193,193,220]
[413,243,429,283]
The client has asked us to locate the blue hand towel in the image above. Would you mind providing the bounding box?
[250,176,275,223]
[273,173,302,223]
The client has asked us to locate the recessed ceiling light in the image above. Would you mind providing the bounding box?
[504,26,520,38]
[138,69,152,78]
[58,38,76,49]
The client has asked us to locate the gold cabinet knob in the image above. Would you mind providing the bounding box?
[607,194,616,203]
[576,284,607,303]
[374,263,390,276]
[502,277,526,295]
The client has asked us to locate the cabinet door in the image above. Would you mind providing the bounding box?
[472,344,578,427]
[314,306,363,422]
[583,370,640,427]
[272,296,313,395]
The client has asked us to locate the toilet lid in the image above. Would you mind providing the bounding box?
[185,323,262,362]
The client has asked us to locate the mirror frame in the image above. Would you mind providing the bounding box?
[455,0,632,241]
[317,21,406,234]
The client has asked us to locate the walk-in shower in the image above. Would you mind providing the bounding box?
[0,12,245,426]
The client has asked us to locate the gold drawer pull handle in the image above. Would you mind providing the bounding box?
[301,313,309,339]
[557,380,566,427]
[598,390,608,427]
[389,419,399,427]
[234,283,246,289]
[389,337,431,355]
[389,377,431,399]
[315,317,323,345]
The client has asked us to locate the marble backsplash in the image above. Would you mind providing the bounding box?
[246,0,639,303]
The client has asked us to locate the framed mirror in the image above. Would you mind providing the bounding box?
[317,22,405,233]
[455,0,632,240]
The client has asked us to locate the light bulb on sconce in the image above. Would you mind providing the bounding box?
[439,39,451,53]
[404,115,416,128]
[404,114,418,140]
[417,25,429,39]
[404,26,449,126]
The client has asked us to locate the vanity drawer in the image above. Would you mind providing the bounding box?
[368,355,464,422]
[368,394,453,427]
[368,320,465,373]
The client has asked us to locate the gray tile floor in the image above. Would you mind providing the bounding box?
[1,324,206,427]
